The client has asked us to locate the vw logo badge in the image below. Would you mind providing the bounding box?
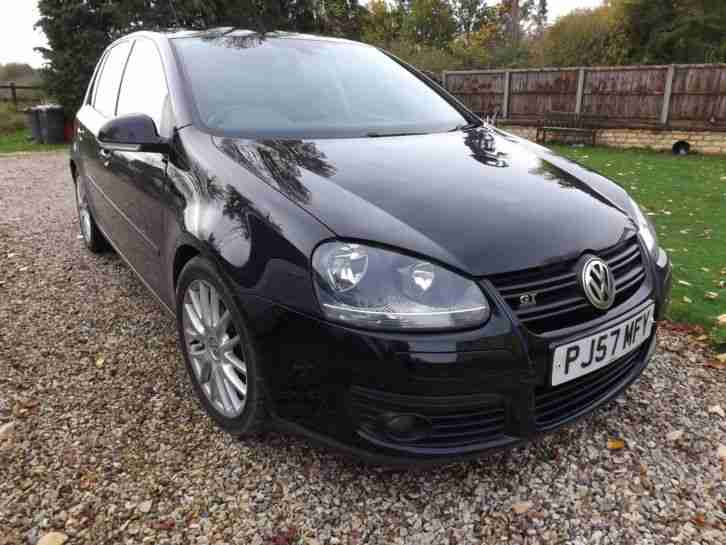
[580,256,616,310]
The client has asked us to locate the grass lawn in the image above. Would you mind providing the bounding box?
[551,144,726,345]
[0,128,68,154]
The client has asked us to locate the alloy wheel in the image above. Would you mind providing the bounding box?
[182,279,247,418]
[76,181,92,244]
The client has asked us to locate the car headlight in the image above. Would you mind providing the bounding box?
[629,197,658,257]
[312,242,490,331]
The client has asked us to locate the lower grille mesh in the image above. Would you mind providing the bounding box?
[350,388,506,449]
[534,343,645,429]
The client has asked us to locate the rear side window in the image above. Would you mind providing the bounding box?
[93,41,131,118]
[117,39,169,130]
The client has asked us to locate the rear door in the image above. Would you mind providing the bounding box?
[76,40,133,246]
[102,38,172,295]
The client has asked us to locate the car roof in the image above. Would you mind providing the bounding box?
[121,28,363,46]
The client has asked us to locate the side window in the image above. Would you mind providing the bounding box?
[93,41,132,118]
[117,39,169,131]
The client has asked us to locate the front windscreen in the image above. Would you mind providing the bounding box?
[172,33,468,138]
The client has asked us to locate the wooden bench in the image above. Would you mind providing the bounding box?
[536,112,596,146]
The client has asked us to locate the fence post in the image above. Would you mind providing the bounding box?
[660,65,675,125]
[575,68,586,115]
[10,82,18,110]
[502,70,511,119]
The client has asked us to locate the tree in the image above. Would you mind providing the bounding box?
[616,0,726,64]
[451,1,495,43]
[361,0,405,45]
[540,5,628,66]
[403,0,457,48]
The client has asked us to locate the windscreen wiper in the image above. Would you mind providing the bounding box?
[450,121,482,132]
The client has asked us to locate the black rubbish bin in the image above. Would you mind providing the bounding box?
[38,104,65,144]
[24,107,42,143]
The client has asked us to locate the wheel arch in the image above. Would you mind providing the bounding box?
[173,243,201,291]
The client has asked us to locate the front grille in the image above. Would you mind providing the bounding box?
[350,388,506,450]
[534,344,644,429]
[488,236,646,334]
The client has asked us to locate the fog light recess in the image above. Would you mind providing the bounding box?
[380,413,432,442]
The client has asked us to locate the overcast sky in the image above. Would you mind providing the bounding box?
[0,1,604,68]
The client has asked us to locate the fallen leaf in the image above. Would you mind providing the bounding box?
[704,291,719,300]
[683,296,692,304]
[511,501,533,514]
[717,354,726,363]
[696,334,709,341]
[95,356,105,369]
[37,533,68,545]
[138,500,152,513]
[718,444,726,460]
[717,314,726,327]
[666,430,683,441]
[0,421,15,442]
[152,518,176,530]
[708,405,725,418]
[691,513,706,527]
[607,438,625,450]
[705,358,726,370]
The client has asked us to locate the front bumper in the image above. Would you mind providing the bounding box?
[239,247,671,465]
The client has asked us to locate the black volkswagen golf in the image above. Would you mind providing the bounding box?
[71,29,672,464]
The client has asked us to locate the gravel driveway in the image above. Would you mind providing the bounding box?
[1,151,725,545]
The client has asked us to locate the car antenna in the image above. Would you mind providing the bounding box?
[167,0,181,28]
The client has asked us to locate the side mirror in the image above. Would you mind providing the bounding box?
[98,113,170,153]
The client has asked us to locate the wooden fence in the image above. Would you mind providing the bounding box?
[0,82,44,109]
[443,64,726,131]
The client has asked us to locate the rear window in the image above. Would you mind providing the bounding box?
[172,34,467,139]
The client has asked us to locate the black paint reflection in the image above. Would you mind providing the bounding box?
[528,161,577,190]
[464,129,509,168]
[217,139,337,205]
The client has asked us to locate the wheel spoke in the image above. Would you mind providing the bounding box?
[215,311,231,336]
[189,342,206,356]
[184,303,205,334]
[219,335,240,353]
[214,367,234,412]
[185,327,204,341]
[221,363,247,397]
[210,288,221,328]
[199,282,212,327]
[188,290,205,329]
[224,351,247,376]
[198,357,212,383]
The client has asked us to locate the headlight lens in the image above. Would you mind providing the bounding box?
[312,242,490,331]
[629,197,658,256]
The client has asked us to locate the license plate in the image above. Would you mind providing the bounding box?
[551,304,655,386]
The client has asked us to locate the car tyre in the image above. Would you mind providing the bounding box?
[74,177,108,253]
[176,256,267,436]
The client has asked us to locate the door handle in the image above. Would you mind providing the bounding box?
[99,148,112,167]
